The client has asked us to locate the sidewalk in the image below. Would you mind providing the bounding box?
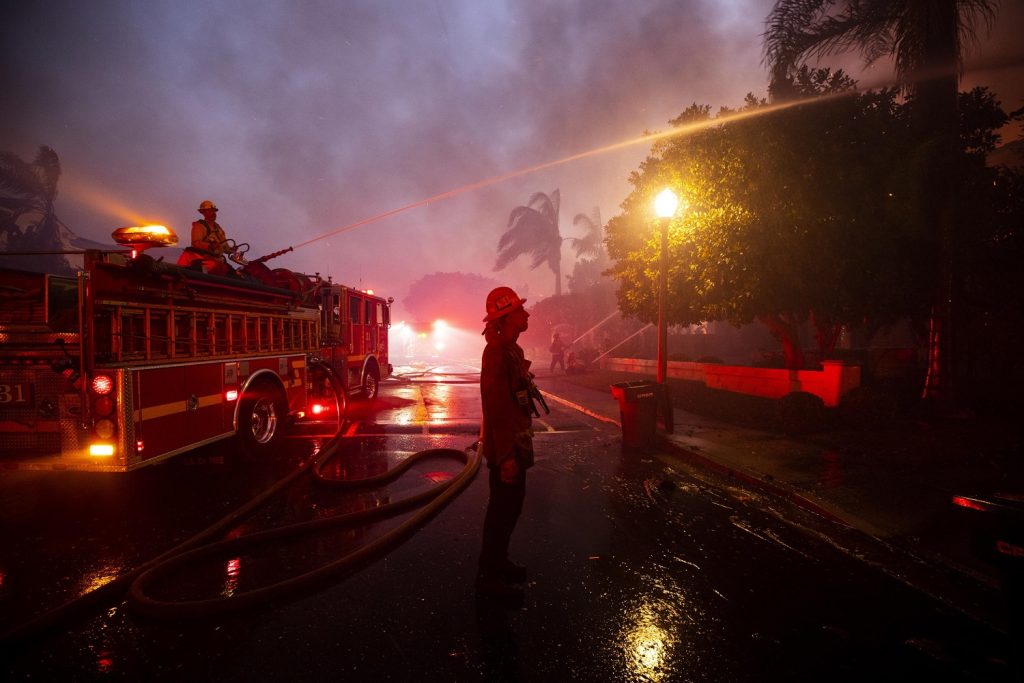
[534,368,1020,627]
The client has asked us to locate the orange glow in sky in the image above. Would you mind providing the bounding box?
[63,172,167,230]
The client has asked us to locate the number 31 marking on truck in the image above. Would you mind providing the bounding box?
[0,383,33,404]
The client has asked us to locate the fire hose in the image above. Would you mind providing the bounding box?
[0,436,480,645]
[128,442,480,618]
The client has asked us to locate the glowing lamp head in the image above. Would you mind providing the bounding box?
[111,225,179,253]
[654,188,680,219]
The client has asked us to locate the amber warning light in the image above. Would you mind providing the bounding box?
[111,225,178,254]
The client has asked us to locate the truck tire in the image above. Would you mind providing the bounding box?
[238,380,286,452]
[310,361,346,426]
[362,365,380,401]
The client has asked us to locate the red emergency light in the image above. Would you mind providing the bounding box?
[91,374,114,396]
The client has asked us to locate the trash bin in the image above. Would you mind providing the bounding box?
[952,492,1024,660]
[656,383,673,435]
[610,381,658,447]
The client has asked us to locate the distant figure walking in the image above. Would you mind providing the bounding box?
[549,331,567,373]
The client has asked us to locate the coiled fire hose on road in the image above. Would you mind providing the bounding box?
[128,443,480,618]
[1,436,480,645]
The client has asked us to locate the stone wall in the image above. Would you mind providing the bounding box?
[600,357,860,407]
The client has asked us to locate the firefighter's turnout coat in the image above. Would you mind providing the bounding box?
[478,329,535,471]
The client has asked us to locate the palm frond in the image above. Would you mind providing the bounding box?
[765,0,998,84]
[570,206,604,258]
[495,196,564,270]
[0,196,33,212]
[765,0,898,78]
[32,146,61,204]
[0,152,46,202]
[764,0,835,74]
[525,189,560,227]
[496,207,554,271]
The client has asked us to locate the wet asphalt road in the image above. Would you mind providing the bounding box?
[0,363,1015,681]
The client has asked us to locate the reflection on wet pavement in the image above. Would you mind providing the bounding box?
[77,565,122,597]
[620,595,676,682]
[0,371,1014,680]
[221,557,241,598]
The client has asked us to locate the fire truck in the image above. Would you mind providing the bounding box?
[0,225,391,471]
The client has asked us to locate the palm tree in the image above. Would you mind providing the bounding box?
[495,190,565,296]
[570,206,605,261]
[0,145,61,228]
[565,207,610,293]
[0,146,70,273]
[763,0,998,405]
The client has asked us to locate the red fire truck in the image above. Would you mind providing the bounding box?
[0,226,391,471]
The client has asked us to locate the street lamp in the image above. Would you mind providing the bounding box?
[653,188,680,385]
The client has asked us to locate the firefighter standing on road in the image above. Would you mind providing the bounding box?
[477,286,534,602]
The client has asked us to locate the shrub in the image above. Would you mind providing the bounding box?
[838,384,902,426]
[774,391,825,435]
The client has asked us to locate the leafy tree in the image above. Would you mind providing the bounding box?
[764,0,1000,401]
[0,145,73,274]
[607,70,1019,385]
[952,89,1024,407]
[607,69,927,369]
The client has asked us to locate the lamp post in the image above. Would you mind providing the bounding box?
[653,188,680,384]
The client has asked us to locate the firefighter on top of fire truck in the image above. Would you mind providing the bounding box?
[191,200,231,256]
[178,200,236,275]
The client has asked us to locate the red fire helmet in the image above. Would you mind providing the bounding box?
[483,286,527,322]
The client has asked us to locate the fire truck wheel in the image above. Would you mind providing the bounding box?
[238,381,286,452]
[362,366,380,400]
[310,361,346,423]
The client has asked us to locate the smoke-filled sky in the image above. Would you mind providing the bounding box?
[2,0,1022,319]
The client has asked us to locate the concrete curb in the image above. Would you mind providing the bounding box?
[655,436,854,528]
[539,389,620,427]
[541,384,852,527]
[541,385,850,524]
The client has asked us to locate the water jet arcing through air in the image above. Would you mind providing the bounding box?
[289,91,855,253]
